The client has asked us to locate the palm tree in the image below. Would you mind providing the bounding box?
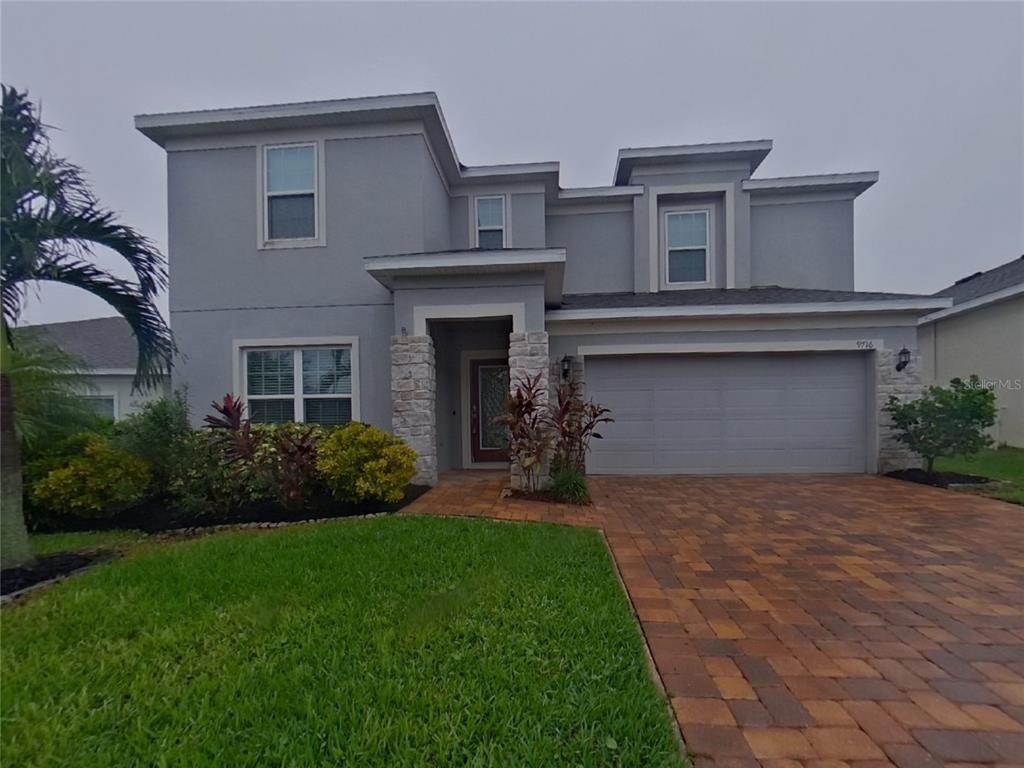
[1,85,174,568]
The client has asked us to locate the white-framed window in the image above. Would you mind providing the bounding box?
[261,142,321,246]
[664,209,711,286]
[242,343,357,426]
[474,195,506,249]
[80,395,116,421]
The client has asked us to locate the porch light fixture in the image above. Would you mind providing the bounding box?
[895,347,911,372]
[560,355,573,380]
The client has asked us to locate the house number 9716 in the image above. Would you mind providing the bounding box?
[856,340,875,349]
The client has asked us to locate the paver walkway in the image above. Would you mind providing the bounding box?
[406,472,1024,767]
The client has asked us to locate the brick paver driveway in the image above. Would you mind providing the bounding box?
[406,472,1024,767]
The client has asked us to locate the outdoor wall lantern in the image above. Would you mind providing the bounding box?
[895,347,911,372]
[561,355,573,380]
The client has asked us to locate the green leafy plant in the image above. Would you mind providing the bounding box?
[549,465,590,505]
[112,390,191,495]
[30,437,151,518]
[317,422,416,504]
[886,374,997,472]
[493,372,553,493]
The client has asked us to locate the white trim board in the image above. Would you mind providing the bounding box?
[231,335,361,422]
[413,303,526,336]
[459,349,510,470]
[918,283,1024,324]
[575,339,884,358]
[547,298,951,322]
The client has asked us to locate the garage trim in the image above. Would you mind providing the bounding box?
[576,339,884,357]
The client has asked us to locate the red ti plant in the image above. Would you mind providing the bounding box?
[271,426,319,510]
[493,372,553,493]
[548,378,614,473]
[204,393,259,464]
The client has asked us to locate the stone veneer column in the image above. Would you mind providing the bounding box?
[508,331,550,489]
[391,335,437,486]
[876,347,924,473]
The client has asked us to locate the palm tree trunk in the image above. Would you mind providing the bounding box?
[1,371,33,569]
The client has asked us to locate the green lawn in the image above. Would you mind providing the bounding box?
[935,446,1024,504]
[3,516,683,767]
[30,529,147,556]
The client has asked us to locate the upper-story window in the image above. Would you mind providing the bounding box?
[664,209,711,285]
[262,142,322,246]
[474,195,506,249]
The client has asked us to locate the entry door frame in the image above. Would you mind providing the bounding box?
[460,349,510,469]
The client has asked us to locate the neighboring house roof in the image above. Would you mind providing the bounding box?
[933,255,1024,304]
[17,317,140,371]
[921,255,1024,324]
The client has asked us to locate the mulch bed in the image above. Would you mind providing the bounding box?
[31,485,431,535]
[1,550,115,597]
[886,468,991,488]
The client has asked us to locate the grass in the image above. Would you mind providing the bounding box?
[935,446,1024,504]
[29,529,147,557]
[2,516,683,767]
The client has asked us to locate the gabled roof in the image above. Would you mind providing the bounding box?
[16,317,140,371]
[933,255,1024,304]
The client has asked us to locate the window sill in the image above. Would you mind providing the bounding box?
[258,238,327,251]
[660,280,715,291]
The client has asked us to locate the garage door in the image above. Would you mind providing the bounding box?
[586,352,868,474]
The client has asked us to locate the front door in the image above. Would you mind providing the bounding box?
[470,359,510,463]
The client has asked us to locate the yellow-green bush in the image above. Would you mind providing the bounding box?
[31,438,151,518]
[316,423,416,504]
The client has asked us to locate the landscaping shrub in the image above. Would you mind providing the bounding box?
[111,391,191,494]
[252,423,328,510]
[31,437,151,518]
[886,374,997,472]
[317,422,417,504]
[550,465,590,505]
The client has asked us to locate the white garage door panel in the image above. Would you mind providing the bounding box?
[587,352,868,474]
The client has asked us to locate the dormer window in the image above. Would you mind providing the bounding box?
[261,142,324,248]
[664,209,711,285]
[474,196,506,249]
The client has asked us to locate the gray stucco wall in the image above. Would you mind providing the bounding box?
[166,132,454,425]
[509,192,546,248]
[546,210,634,294]
[170,305,393,428]
[391,273,547,334]
[750,199,855,290]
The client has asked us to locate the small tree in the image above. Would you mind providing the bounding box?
[885,375,996,472]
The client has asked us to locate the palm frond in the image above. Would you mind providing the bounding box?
[0,333,103,451]
[31,258,174,388]
[1,84,175,386]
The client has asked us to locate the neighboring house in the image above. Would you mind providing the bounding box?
[918,256,1024,447]
[18,317,170,420]
[135,92,950,484]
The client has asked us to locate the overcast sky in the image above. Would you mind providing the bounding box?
[3,1,1022,325]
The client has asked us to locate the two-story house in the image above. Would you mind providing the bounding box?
[136,92,950,484]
